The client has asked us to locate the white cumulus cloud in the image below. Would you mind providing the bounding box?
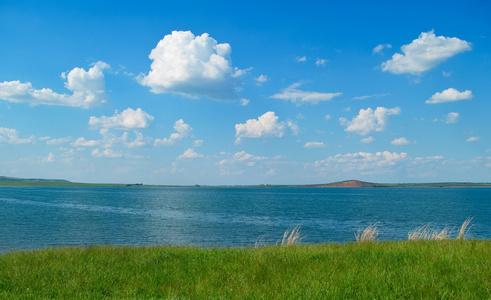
[89,108,154,129]
[0,62,109,108]
[0,127,34,144]
[339,107,401,136]
[46,137,72,145]
[467,137,481,142]
[72,137,100,147]
[391,137,411,145]
[122,131,153,148]
[178,148,203,159]
[312,151,408,173]
[193,139,204,147]
[154,119,193,146]
[270,82,342,105]
[240,98,250,106]
[138,31,241,101]
[218,151,278,167]
[444,112,460,124]
[235,111,298,144]
[426,88,472,104]
[360,136,375,144]
[254,74,268,85]
[42,152,56,163]
[91,148,123,158]
[380,30,471,75]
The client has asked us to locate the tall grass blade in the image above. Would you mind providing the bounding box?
[408,223,452,240]
[355,223,379,242]
[278,225,303,246]
[457,217,474,240]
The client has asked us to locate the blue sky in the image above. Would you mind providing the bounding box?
[0,0,490,185]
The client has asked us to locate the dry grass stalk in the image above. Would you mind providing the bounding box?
[408,223,452,240]
[279,225,303,246]
[355,223,379,243]
[254,235,267,248]
[457,217,474,240]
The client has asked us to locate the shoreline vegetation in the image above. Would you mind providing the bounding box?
[1,176,491,188]
[1,220,489,298]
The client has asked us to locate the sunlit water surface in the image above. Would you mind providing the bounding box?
[0,187,489,252]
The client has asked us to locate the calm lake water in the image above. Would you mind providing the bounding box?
[0,187,489,252]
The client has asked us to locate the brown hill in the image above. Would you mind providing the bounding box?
[314,180,375,188]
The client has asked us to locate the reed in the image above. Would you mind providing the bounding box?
[278,225,303,246]
[355,222,379,242]
[408,217,474,240]
[254,235,267,248]
[408,223,453,240]
[457,217,474,240]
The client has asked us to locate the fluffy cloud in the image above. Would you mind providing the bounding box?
[89,108,154,129]
[303,142,326,148]
[270,82,342,105]
[72,137,100,147]
[122,131,153,148]
[193,139,204,147]
[91,148,122,158]
[467,137,481,142]
[178,148,203,159]
[360,136,375,144]
[425,88,472,104]
[218,151,278,167]
[42,152,56,163]
[444,112,460,124]
[0,127,34,144]
[312,151,408,173]
[373,44,392,54]
[235,111,298,144]
[391,137,411,145]
[240,98,250,106]
[254,75,268,85]
[380,30,471,75]
[0,62,109,108]
[74,118,192,149]
[339,107,401,136]
[296,56,307,62]
[154,119,193,146]
[138,31,241,101]
[73,130,154,149]
[46,137,72,145]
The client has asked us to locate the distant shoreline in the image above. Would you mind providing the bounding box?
[0,177,490,188]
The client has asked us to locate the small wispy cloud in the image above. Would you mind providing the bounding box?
[254,74,268,85]
[296,56,307,62]
[352,93,390,100]
[373,43,392,54]
[315,58,328,66]
[303,141,326,148]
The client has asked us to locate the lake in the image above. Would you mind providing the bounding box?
[0,186,489,252]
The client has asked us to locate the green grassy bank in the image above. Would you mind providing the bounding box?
[1,240,489,299]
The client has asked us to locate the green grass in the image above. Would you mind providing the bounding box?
[0,240,489,299]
